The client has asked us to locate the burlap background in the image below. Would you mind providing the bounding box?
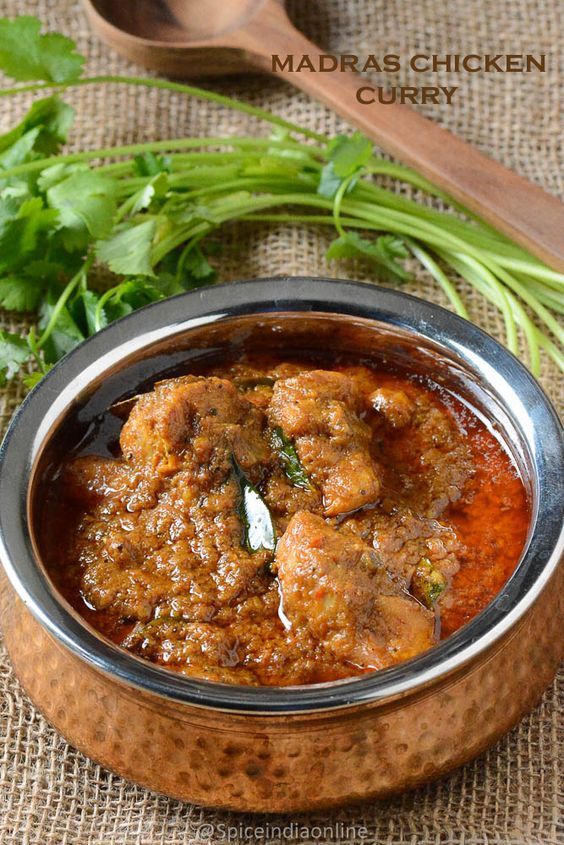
[0,1,562,843]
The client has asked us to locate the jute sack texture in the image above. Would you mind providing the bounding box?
[0,0,561,843]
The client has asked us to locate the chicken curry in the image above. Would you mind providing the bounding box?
[40,354,528,686]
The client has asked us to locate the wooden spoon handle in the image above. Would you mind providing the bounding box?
[233,5,564,271]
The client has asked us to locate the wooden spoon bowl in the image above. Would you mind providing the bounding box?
[83,0,564,271]
[84,0,275,77]
[95,0,266,42]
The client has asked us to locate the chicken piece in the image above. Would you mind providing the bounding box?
[120,375,269,479]
[268,370,381,516]
[69,377,276,621]
[61,455,159,512]
[369,387,415,429]
[341,506,461,588]
[276,512,435,669]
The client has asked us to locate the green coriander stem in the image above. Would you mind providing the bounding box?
[0,136,320,181]
[404,237,469,318]
[0,75,326,142]
[332,174,356,238]
[38,255,94,349]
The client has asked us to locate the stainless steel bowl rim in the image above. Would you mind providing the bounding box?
[0,277,562,714]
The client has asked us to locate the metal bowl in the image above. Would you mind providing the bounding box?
[0,277,562,811]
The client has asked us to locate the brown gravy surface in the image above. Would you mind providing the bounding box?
[39,354,529,685]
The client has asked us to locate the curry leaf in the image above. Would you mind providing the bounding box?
[271,426,314,490]
[231,455,276,553]
[234,376,276,390]
[0,16,84,83]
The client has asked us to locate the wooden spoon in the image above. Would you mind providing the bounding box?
[83,0,564,272]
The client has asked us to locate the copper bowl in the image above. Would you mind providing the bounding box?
[0,278,562,812]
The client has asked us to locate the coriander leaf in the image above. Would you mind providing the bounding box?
[38,291,85,364]
[83,290,106,336]
[181,243,216,286]
[69,289,107,337]
[0,16,84,83]
[24,97,74,155]
[0,197,58,272]
[47,170,117,249]
[23,370,46,389]
[317,159,360,199]
[100,279,164,324]
[0,192,23,225]
[36,163,93,195]
[0,126,41,170]
[0,96,74,157]
[150,271,186,297]
[26,259,66,284]
[317,132,373,198]
[130,184,156,215]
[0,330,31,383]
[96,219,157,277]
[0,274,42,311]
[328,132,373,177]
[130,172,168,215]
[133,152,172,177]
[103,299,133,323]
[317,161,343,198]
[203,240,222,257]
[326,232,410,282]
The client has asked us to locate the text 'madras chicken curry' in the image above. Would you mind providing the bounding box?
[41,355,528,686]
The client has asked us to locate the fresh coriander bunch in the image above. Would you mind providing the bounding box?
[0,15,562,388]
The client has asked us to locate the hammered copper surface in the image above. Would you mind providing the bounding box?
[1,559,561,812]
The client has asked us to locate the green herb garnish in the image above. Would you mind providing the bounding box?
[0,15,561,387]
[231,455,276,554]
[0,16,84,83]
[411,557,448,608]
[234,376,276,390]
[271,427,314,491]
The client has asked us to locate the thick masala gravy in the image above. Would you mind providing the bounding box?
[39,354,529,686]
